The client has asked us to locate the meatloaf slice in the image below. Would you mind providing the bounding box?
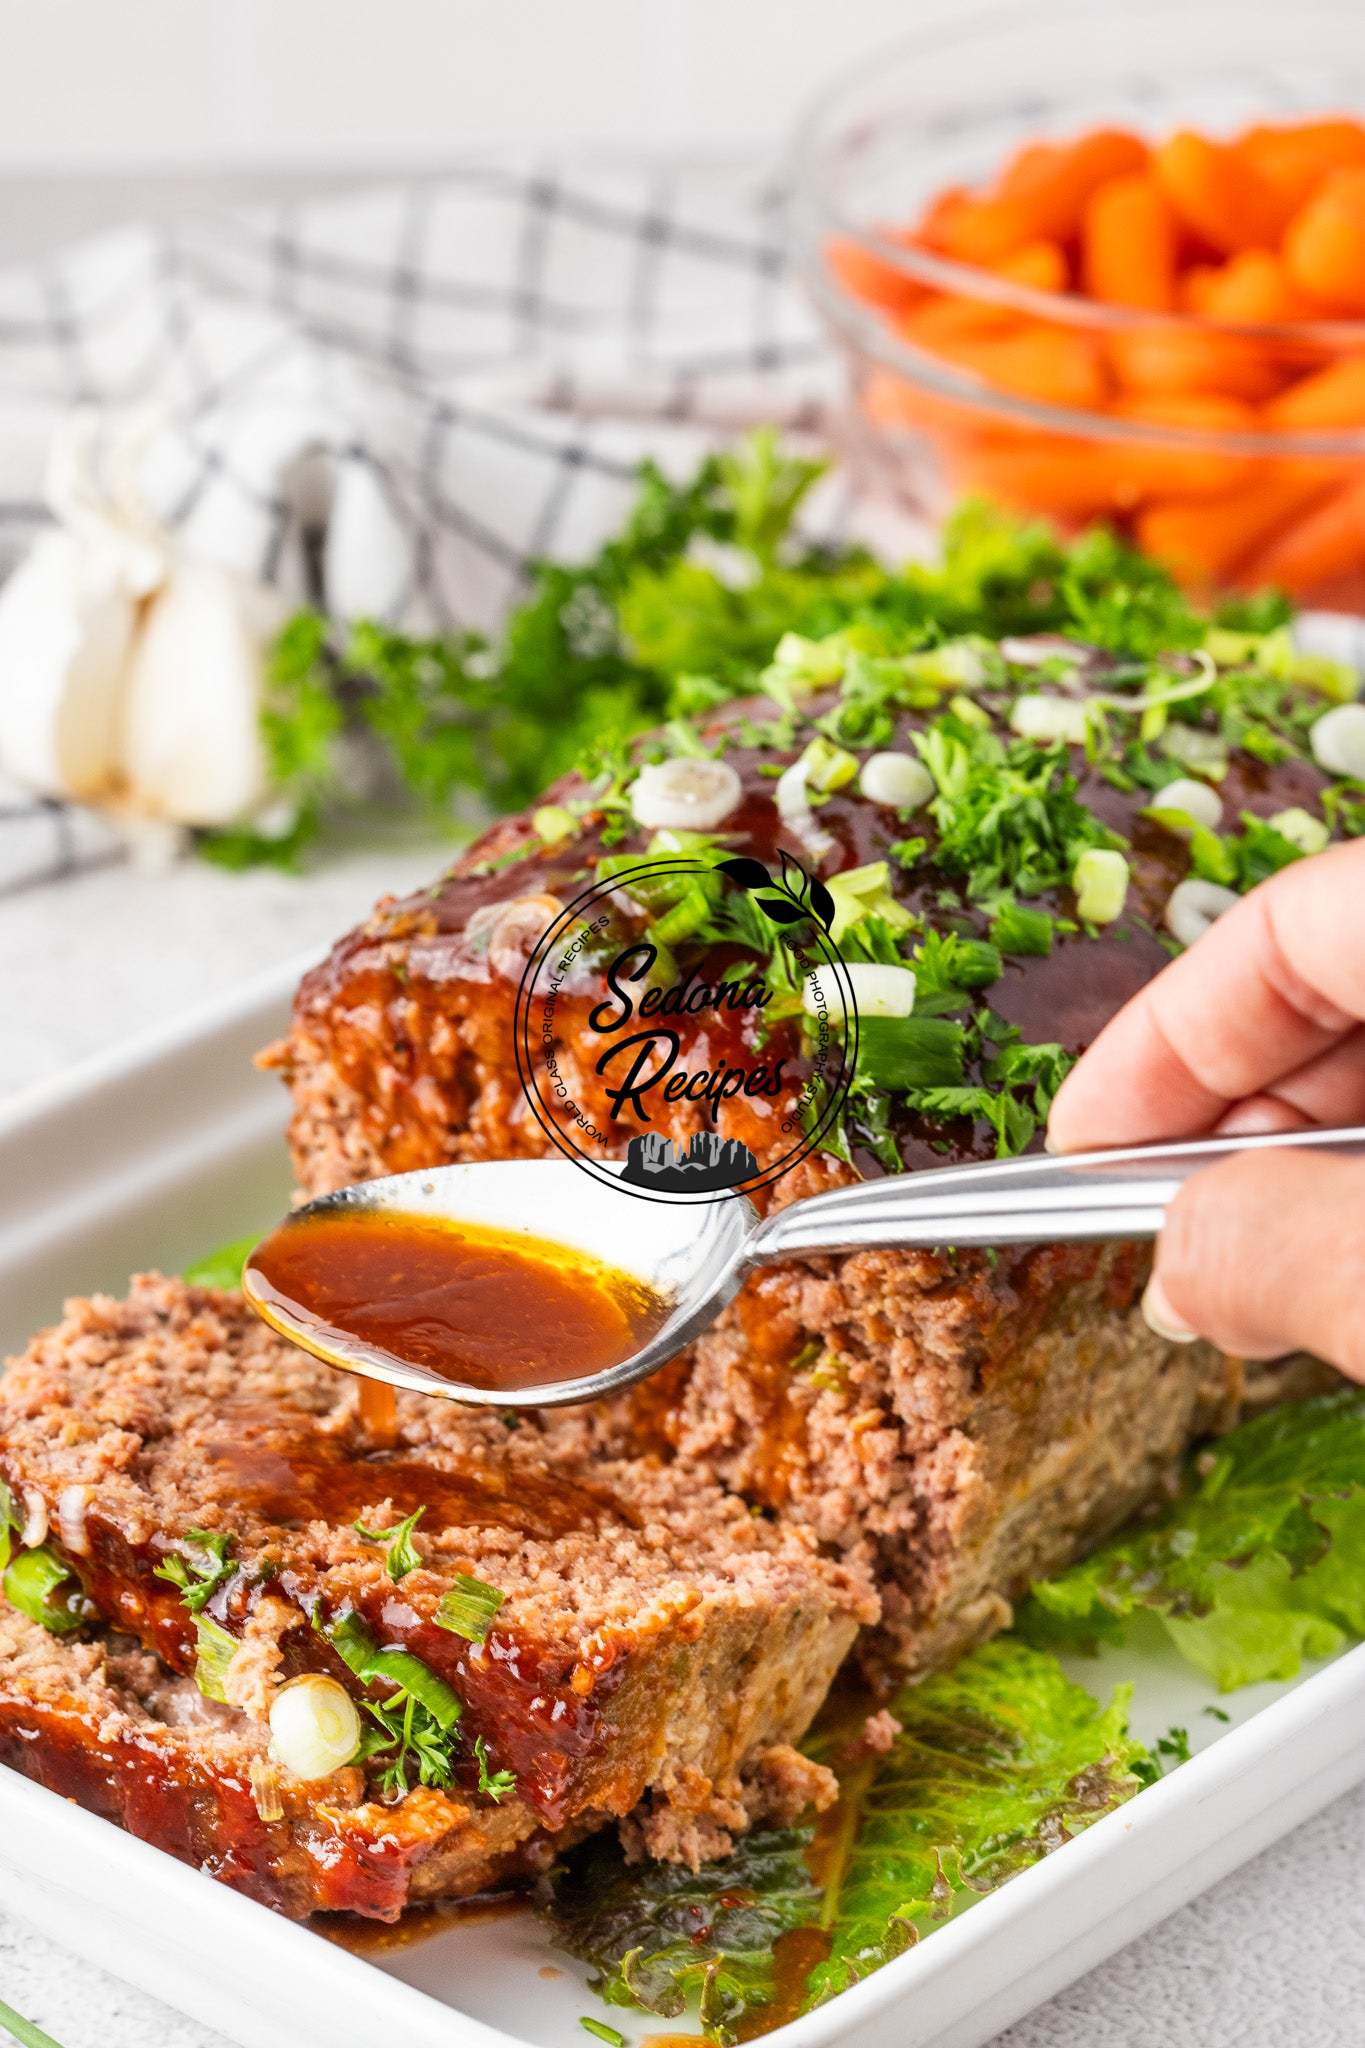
[0,1606,565,1918]
[0,1276,870,1897]
[265,632,1342,1675]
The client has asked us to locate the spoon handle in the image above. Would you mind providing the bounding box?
[748,1124,1365,1261]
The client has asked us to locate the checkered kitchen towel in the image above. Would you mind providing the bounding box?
[0,159,907,896]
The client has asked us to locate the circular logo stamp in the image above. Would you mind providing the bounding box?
[512,851,858,1202]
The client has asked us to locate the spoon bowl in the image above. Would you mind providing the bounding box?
[243,1159,757,1408]
[244,1124,1365,1407]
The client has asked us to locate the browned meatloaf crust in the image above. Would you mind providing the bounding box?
[0,1277,870,1910]
[0,1606,569,1919]
[266,664,1336,1674]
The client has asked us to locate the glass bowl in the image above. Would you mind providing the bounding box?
[789,0,1365,608]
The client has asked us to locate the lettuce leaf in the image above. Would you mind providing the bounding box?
[548,1642,1146,2040]
[182,1235,258,1290]
[1019,1389,1365,1689]
[548,1826,820,2039]
[802,1642,1145,2006]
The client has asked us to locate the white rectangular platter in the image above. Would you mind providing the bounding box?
[1,956,1363,2048]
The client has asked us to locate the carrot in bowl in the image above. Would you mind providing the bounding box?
[1237,472,1365,591]
[1284,166,1365,314]
[1081,173,1177,310]
[1153,130,1296,254]
[1266,354,1365,430]
[1135,468,1333,584]
[1180,250,1310,325]
[1241,118,1365,214]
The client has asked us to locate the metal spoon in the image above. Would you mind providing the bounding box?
[242,1124,1365,1410]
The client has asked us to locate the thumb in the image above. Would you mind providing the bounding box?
[1142,1149,1365,1382]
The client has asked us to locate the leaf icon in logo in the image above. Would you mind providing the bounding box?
[716,856,773,892]
[779,849,811,902]
[808,875,836,932]
[756,896,808,926]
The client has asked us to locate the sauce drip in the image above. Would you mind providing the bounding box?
[245,1208,668,1395]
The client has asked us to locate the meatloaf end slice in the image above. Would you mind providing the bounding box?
[0,1605,592,1918]
[0,1276,871,1894]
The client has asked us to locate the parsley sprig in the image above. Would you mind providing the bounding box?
[153,1528,236,1613]
[353,1506,425,1582]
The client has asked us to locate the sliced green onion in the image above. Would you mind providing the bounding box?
[798,734,859,793]
[855,1016,966,1091]
[435,1574,506,1644]
[324,1610,463,1730]
[193,1615,239,1701]
[182,1236,258,1290]
[0,1992,66,2048]
[579,2022,626,2048]
[269,1674,362,1779]
[531,803,578,846]
[1073,847,1129,925]
[1267,806,1330,855]
[3,1545,83,1635]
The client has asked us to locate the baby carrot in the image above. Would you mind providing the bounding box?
[1109,322,1282,402]
[827,233,923,315]
[1266,355,1365,431]
[1082,173,1177,310]
[1136,468,1331,584]
[944,431,1128,519]
[1241,118,1365,214]
[1284,167,1365,313]
[929,128,1146,264]
[1183,250,1310,325]
[1236,472,1365,593]
[1154,130,1295,253]
[1108,391,1259,499]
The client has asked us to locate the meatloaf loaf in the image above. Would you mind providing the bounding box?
[266,625,1346,1673]
[0,1276,870,1913]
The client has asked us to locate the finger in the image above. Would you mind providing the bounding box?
[1211,1026,1365,1133]
[1142,1150,1365,1381]
[1048,840,1365,1151]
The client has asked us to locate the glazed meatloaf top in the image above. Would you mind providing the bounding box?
[275,626,1343,1198]
[0,1276,870,1861]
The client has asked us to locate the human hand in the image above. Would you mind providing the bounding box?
[1046,838,1365,1377]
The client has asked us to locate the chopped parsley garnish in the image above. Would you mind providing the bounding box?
[324,1609,464,1799]
[988,901,1055,957]
[153,1527,236,1612]
[474,1734,516,1803]
[353,1506,425,1582]
[434,1573,506,1643]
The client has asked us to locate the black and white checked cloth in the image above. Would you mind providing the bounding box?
[0,160,908,897]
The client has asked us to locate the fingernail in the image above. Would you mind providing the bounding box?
[1141,1276,1198,1344]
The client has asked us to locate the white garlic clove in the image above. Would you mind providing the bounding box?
[119,561,284,826]
[1165,878,1240,949]
[0,530,135,799]
[629,757,743,832]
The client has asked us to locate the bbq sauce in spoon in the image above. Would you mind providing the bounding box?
[244,1208,669,1411]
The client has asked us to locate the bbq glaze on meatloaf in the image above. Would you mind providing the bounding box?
[265,629,1345,1672]
[0,1277,870,1908]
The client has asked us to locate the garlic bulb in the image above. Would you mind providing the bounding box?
[629,757,742,832]
[859,751,934,811]
[0,409,285,839]
[1165,878,1239,948]
[269,1674,361,1780]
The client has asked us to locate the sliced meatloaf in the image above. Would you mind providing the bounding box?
[265,628,1344,1673]
[0,1276,870,1903]
[0,1606,564,1918]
